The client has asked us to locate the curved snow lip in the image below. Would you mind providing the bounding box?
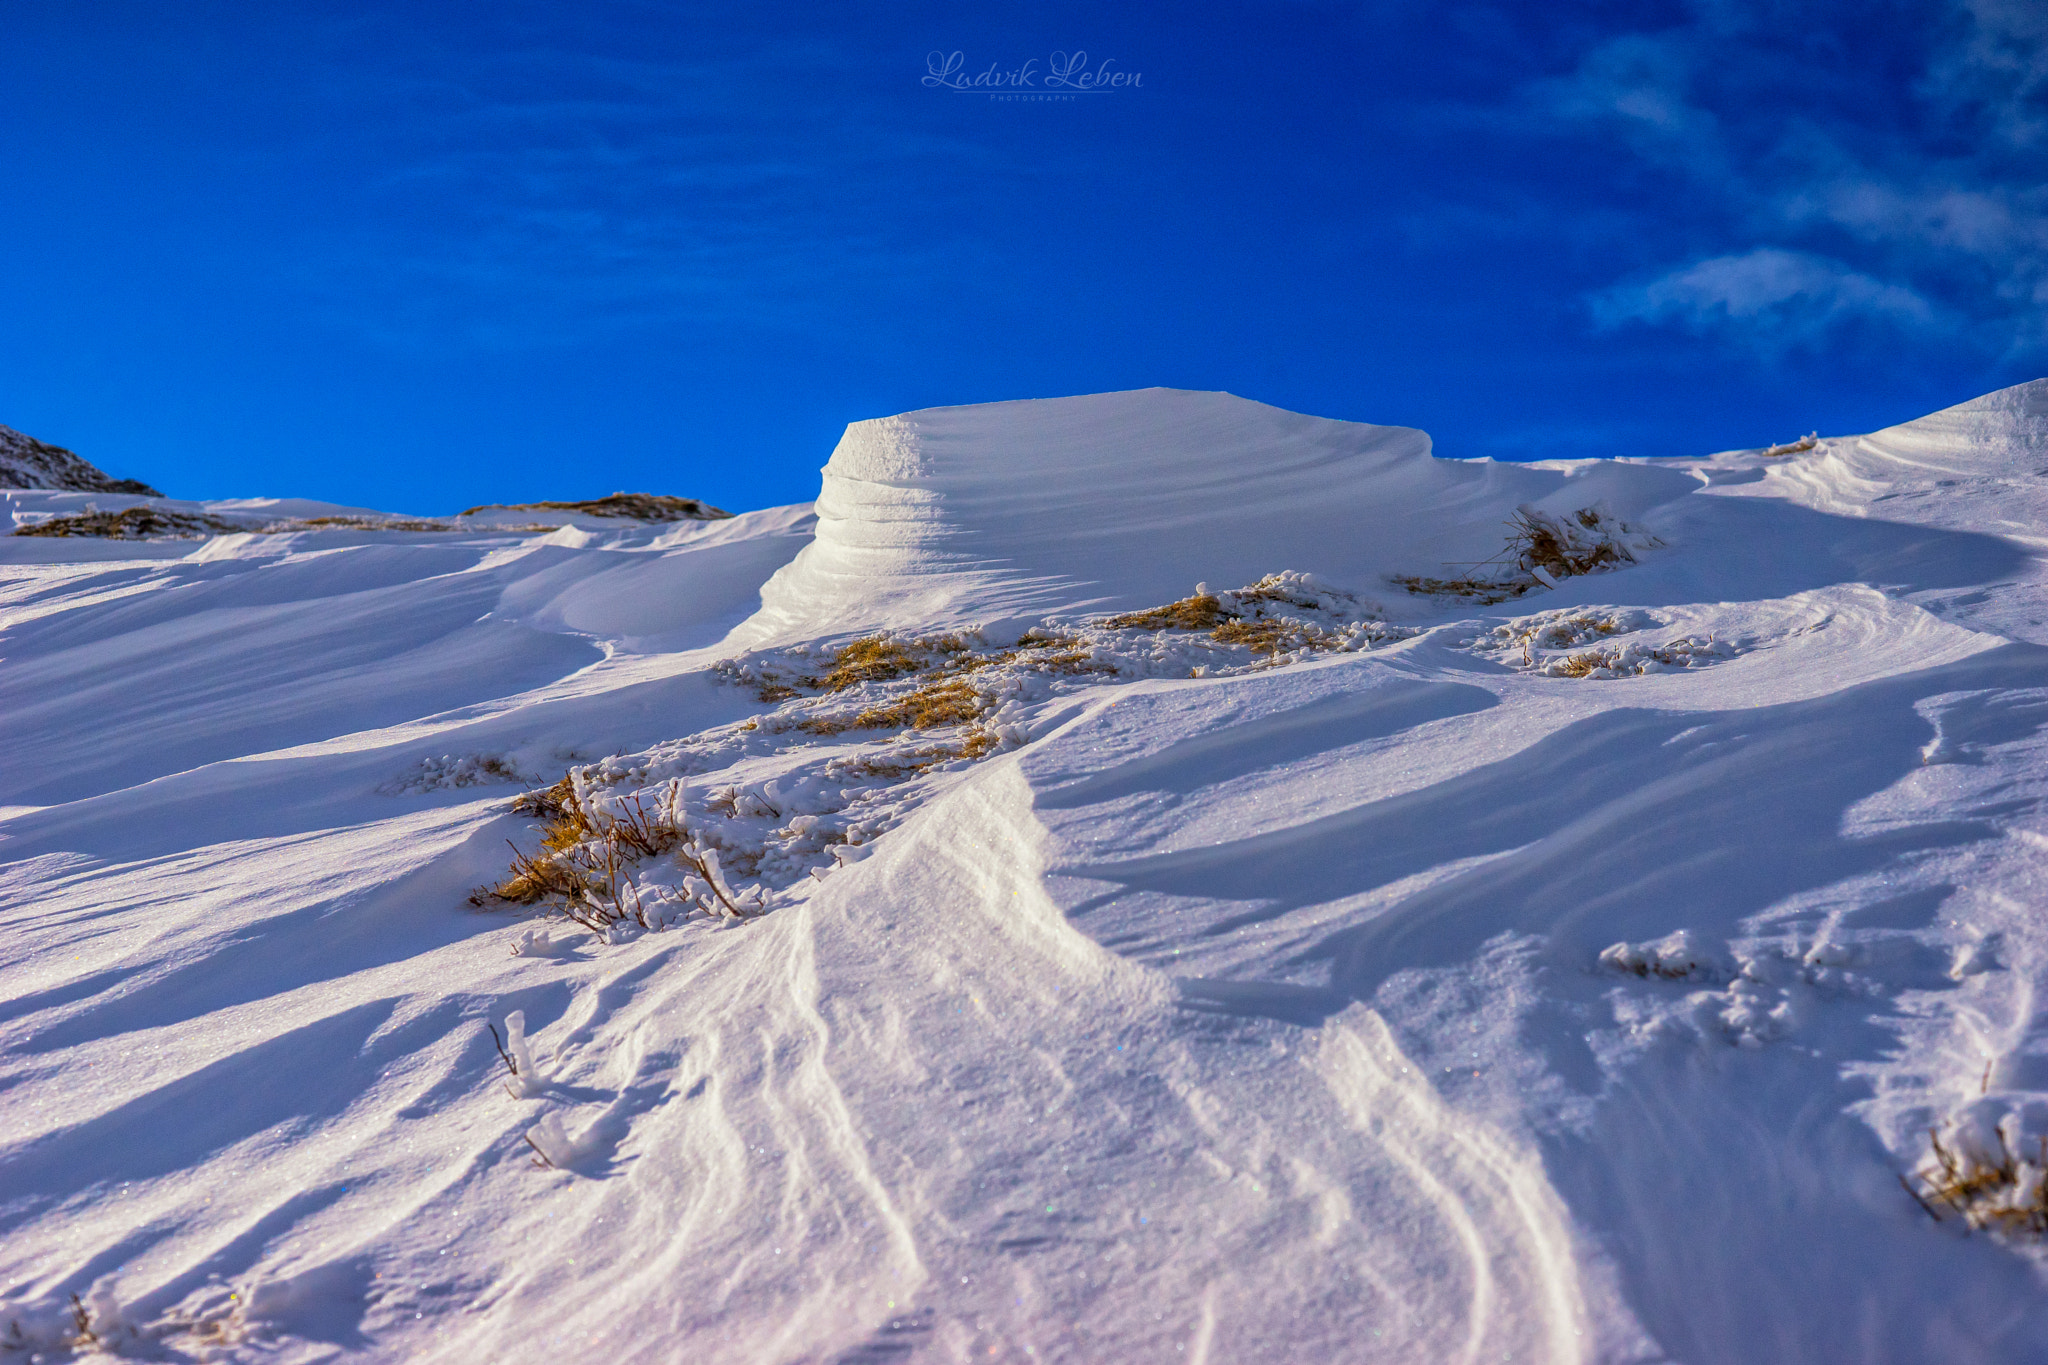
[735,387,1701,645]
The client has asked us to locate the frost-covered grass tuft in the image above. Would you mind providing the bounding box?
[1904,1124,2048,1237]
[1466,608,1651,663]
[476,776,760,931]
[1598,931,1730,982]
[1540,636,1733,679]
[1392,503,1661,602]
[384,752,528,794]
[1463,607,1736,678]
[1101,572,1418,669]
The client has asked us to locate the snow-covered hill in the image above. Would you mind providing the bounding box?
[4,384,2048,1362]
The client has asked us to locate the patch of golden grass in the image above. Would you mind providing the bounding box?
[800,678,988,734]
[489,783,597,904]
[820,637,925,690]
[858,679,985,729]
[1212,618,1306,655]
[1105,594,1227,631]
[1388,574,1538,604]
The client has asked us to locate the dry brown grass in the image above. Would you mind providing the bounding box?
[826,732,998,779]
[1903,1127,2048,1236]
[1393,505,1648,601]
[1106,594,1227,631]
[799,678,989,735]
[1387,573,1539,604]
[856,678,985,729]
[1548,651,1609,679]
[511,774,576,819]
[1515,507,1631,579]
[14,507,245,539]
[1102,583,1383,661]
[1761,433,1819,458]
[820,636,939,691]
[735,629,1098,703]
[1213,618,1305,655]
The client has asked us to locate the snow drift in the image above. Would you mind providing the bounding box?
[3,383,2048,1363]
[743,388,1699,640]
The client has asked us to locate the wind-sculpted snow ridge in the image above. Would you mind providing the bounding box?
[737,387,1700,642]
[11,383,2048,1362]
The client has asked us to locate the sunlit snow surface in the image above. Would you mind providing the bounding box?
[6,384,2048,1361]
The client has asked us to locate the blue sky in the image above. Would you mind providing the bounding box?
[2,1,2043,511]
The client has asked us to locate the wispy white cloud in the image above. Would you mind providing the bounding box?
[1592,248,1939,350]
[1924,0,2048,151]
[1510,1,2048,360]
[1523,33,1728,177]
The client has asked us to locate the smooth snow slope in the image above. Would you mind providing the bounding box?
[4,385,2048,1363]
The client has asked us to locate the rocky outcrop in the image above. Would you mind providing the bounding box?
[0,424,162,496]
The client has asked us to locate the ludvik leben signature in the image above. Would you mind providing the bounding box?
[923,51,1143,94]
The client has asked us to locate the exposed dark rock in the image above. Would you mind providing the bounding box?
[457,491,731,521]
[0,424,163,496]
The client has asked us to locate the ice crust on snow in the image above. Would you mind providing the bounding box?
[7,383,2048,1361]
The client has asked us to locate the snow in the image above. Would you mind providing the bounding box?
[4,383,2048,1360]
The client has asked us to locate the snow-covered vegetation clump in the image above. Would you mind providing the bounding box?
[1905,1118,2048,1237]
[382,752,530,794]
[1391,501,1662,602]
[1464,605,1738,676]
